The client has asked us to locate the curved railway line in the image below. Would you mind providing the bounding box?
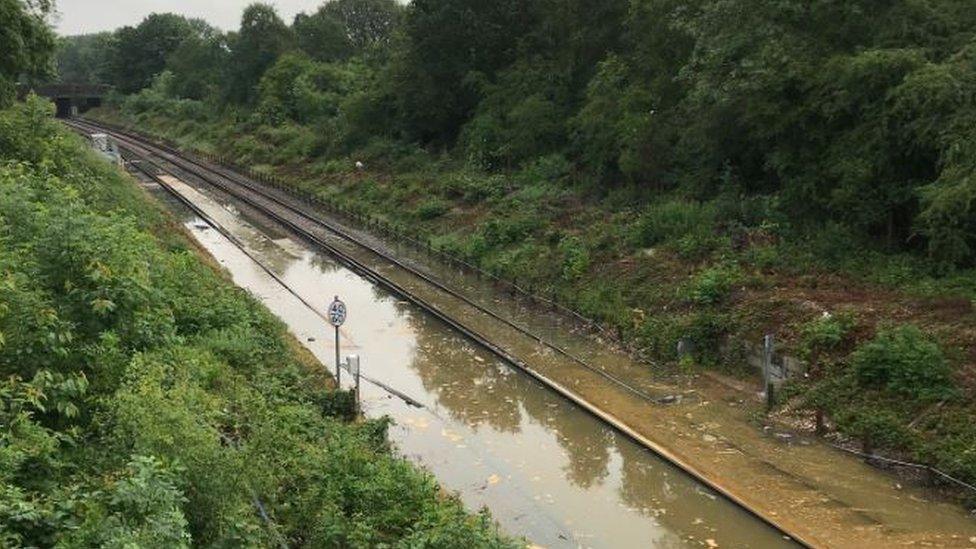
[66,117,812,548]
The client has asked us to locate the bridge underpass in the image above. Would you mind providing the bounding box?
[19,83,109,117]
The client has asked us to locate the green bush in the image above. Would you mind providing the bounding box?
[850,325,956,402]
[684,265,741,305]
[833,406,914,451]
[414,198,450,220]
[636,315,685,361]
[799,313,855,359]
[478,215,541,250]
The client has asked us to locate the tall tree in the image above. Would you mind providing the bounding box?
[54,33,113,85]
[105,13,198,94]
[529,0,629,96]
[0,0,55,105]
[394,0,536,143]
[321,0,402,52]
[293,9,353,62]
[226,3,292,104]
[165,23,228,101]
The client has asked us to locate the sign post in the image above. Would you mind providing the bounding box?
[328,296,347,384]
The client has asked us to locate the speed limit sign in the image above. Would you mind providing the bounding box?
[328,296,347,327]
[329,296,347,383]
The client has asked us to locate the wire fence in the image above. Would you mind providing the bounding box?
[823,441,976,495]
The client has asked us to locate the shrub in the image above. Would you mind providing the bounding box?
[515,153,571,185]
[833,406,914,451]
[637,315,685,361]
[441,171,509,204]
[635,310,733,366]
[62,456,192,548]
[850,325,956,402]
[558,237,590,281]
[414,198,449,220]
[478,215,541,249]
[684,265,741,305]
[799,313,855,359]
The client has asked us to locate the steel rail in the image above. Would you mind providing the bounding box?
[67,118,815,548]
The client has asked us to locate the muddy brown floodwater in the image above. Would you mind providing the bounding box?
[142,175,795,548]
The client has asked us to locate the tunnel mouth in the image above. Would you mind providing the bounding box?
[54,98,72,118]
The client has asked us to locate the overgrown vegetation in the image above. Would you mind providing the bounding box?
[0,96,517,546]
[42,0,976,496]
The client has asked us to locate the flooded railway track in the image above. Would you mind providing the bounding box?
[66,117,976,548]
[67,117,808,546]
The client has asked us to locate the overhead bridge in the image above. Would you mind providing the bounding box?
[20,83,110,118]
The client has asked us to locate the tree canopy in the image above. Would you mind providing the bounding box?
[0,0,55,104]
[51,0,976,266]
[105,13,202,94]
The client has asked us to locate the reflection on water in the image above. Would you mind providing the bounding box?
[147,178,793,548]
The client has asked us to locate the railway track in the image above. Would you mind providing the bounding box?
[66,117,813,548]
[68,117,666,404]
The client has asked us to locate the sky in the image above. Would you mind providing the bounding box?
[53,0,325,36]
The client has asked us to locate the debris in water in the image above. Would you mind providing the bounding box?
[705,539,719,548]
[487,474,501,485]
[441,428,463,442]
